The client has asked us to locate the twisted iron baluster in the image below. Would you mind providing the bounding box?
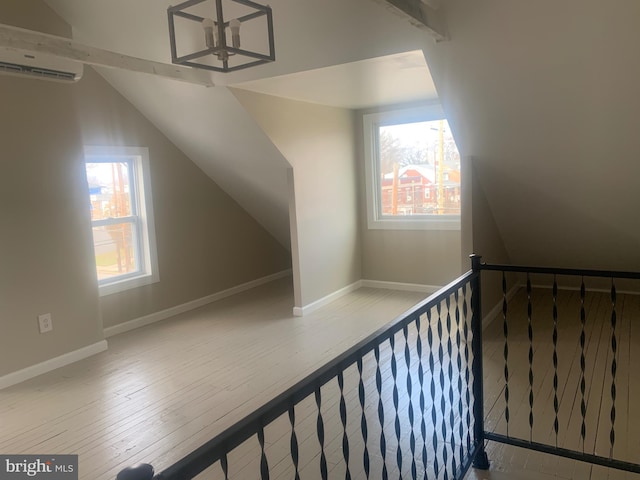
[389,334,403,477]
[417,313,429,477]
[552,276,559,447]
[455,289,464,465]
[337,372,352,480]
[403,323,417,479]
[463,284,472,453]
[527,273,534,442]
[357,358,371,479]
[446,296,457,478]
[610,280,618,458]
[220,453,229,480]
[257,426,270,480]
[502,271,510,437]
[315,387,328,480]
[428,308,439,476]
[288,405,301,480]
[437,301,449,480]
[579,278,587,453]
[374,345,389,480]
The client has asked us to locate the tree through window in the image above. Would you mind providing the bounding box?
[85,146,159,295]
[363,107,462,230]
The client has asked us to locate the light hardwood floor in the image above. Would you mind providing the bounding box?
[2,278,639,480]
[0,277,427,479]
[470,286,640,480]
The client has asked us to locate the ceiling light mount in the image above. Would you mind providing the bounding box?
[168,0,275,73]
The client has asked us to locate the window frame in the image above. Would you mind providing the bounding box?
[84,146,159,296]
[363,104,461,231]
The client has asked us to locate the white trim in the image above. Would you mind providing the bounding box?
[0,340,108,390]
[362,104,461,231]
[361,279,441,294]
[104,270,292,337]
[293,280,363,317]
[85,146,160,297]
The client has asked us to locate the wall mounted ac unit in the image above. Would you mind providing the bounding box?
[0,47,83,83]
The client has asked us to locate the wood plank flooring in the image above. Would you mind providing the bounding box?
[2,278,639,479]
[472,286,640,480]
[0,277,427,479]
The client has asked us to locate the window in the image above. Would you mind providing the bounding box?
[363,105,461,230]
[84,146,159,295]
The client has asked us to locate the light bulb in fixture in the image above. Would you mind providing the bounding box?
[229,18,241,49]
[202,18,216,48]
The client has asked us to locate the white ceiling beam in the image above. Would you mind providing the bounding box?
[370,0,447,41]
[0,23,215,87]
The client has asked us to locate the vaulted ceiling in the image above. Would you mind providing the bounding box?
[44,0,438,250]
[43,0,640,269]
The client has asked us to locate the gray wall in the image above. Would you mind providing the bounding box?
[0,0,291,376]
[231,89,362,308]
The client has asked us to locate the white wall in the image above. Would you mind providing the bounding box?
[422,0,640,271]
[231,89,362,309]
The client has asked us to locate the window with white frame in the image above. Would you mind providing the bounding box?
[84,146,159,295]
[363,105,461,230]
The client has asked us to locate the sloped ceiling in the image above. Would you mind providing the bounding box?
[43,0,639,270]
[44,0,437,250]
[420,0,640,270]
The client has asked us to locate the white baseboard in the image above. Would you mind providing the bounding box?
[361,279,441,294]
[105,269,292,338]
[0,340,108,390]
[292,279,442,317]
[482,285,520,330]
[293,280,363,317]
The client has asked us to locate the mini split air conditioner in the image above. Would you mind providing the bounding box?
[0,47,83,83]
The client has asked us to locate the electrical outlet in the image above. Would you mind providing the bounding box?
[38,313,53,333]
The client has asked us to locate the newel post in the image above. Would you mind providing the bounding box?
[470,254,490,469]
[116,463,155,480]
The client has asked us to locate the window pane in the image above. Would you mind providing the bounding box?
[378,119,460,216]
[92,223,139,281]
[86,162,133,221]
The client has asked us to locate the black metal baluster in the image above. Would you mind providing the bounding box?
[257,426,270,480]
[437,302,449,479]
[502,271,510,438]
[455,289,464,466]
[390,334,403,477]
[315,387,328,480]
[374,345,389,480]
[337,372,352,480]
[403,323,417,479]
[288,405,301,480]
[552,276,559,447]
[470,255,489,469]
[428,308,440,476]
[579,278,587,453]
[220,453,229,480]
[446,296,457,479]
[463,284,472,453]
[610,280,618,458]
[527,273,534,443]
[357,358,371,479]
[417,313,429,477]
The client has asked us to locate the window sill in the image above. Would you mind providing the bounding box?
[98,272,160,297]
[367,216,461,231]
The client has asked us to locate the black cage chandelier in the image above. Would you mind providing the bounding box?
[168,0,275,73]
